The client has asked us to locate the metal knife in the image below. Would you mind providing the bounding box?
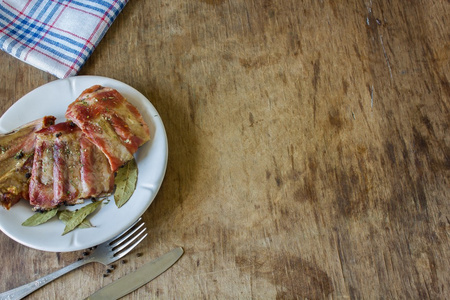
[86,247,184,300]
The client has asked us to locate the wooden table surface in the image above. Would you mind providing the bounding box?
[1,1,449,299]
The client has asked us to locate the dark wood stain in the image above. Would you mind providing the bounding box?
[294,177,317,203]
[414,178,428,212]
[312,58,320,126]
[199,0,225,5]
[187,87,196,123]
[420,114,435,137]
[249,112,254,127]
[312,58,320,92]
[328,109,343,130]
[342,78,349,95]
[222,53,234,62]
[275,175,282,187]
[235,252,333,299]
[384,141,396,165]
[272,156,283,187]
[288,30,303,56]
[412,126,428,154]
[278,71,288,85]
[239,54,282,70]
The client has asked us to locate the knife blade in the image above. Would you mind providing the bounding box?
[86,247,184,300]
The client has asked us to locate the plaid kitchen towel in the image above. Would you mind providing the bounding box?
[0,0,128,78]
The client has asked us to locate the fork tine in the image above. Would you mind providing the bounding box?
[110,222,145,248]
[113,232,148,260]
[113,226,147,253]
[107,217,142,244]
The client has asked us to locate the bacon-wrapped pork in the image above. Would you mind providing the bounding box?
[0,116,56,209]
[65,85,150,171]
[29,122,114,211]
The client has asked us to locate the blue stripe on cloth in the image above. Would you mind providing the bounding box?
[46,30,87,50]
[8,20,46,57]
[34,1,58,23]
[35,41,89,67]
[39,35,91,61]
[0,5,45,57]
[14,21,46,57]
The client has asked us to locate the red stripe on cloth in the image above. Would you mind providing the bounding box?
[0,0,34,34]
[3,2,95,47]
[24,1,71,61]
[64,0,120,78]
[1,31,75,69]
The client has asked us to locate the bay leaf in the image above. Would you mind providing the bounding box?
[22,208,58,226]
[114,158,138,208]
[59,210,93,229]
[62,200,102,235]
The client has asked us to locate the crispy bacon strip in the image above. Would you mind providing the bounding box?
[29,122,114,211]
[0,116,56,209]
[65,85,150,171]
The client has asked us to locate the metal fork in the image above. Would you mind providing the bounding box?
[0,218,147,300]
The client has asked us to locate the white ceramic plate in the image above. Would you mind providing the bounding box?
[0,76,168,252]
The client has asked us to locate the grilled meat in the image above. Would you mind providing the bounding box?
[65,85,150,171]
[29,122,114,211]
[0,116,56,209]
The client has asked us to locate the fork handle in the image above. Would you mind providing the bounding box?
[0,258,91,300]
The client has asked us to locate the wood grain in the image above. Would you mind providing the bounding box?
[0,0,449,299]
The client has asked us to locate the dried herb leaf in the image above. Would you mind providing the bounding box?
[59,210,93,229]
[62,201,102,235]
[58,210,74,223]
[22,208,58,226]
[114,158,138,208]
